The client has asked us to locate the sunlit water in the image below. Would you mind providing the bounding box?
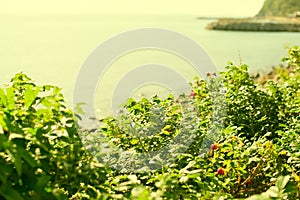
[1,14,299,117]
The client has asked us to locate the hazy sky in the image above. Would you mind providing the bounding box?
[1,0,265,17]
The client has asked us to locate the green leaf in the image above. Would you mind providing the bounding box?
[130,138,139,145]
[13,152,22,177]
[36,175,52,192]
[11,72,31,83]
[0,116,8,132]
[18,147,38,167]
[267,186,279,198]
[52,189,68,200]
[5,87,15,110]
[131,186,151,200]
[7,149,22,177]
[24,85,37,108]
[0,185,24,200]
[284,182,298,193]
[0,171,7,184]
[0,88,8,107]
[276,175,290,190]
[74,102,85,115]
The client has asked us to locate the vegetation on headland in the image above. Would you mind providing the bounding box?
[257,0,300,17]
[0,46,300,199]
[206,0,300,32]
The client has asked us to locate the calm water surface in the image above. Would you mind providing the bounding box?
[1,14,299,116]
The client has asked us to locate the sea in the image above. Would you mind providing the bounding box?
[1,14,299,117]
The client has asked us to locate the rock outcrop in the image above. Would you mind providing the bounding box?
[206,17,300,32]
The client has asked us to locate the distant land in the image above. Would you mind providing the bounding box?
[257,0,300,17]
[205,0,300,32]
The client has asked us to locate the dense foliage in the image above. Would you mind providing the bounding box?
[257,0,300,17]
[0,46,299,199]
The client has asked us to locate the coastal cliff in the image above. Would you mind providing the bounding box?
[206,0,300,32]
[257,0,300,17]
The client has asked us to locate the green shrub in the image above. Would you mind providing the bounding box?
[0,73,109,199]
[0,46,299,199]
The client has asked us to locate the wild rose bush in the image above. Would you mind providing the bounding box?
[0,46,299,199]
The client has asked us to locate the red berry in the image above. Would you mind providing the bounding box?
[190,91,196,97]
[211,143,219,150]
[217,167,225,175]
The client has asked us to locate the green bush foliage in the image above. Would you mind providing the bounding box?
[0,74,109,199]
[0,46,299,199]
[257,0,300,17]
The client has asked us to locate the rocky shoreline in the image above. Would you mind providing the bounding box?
[206,17,300,32]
